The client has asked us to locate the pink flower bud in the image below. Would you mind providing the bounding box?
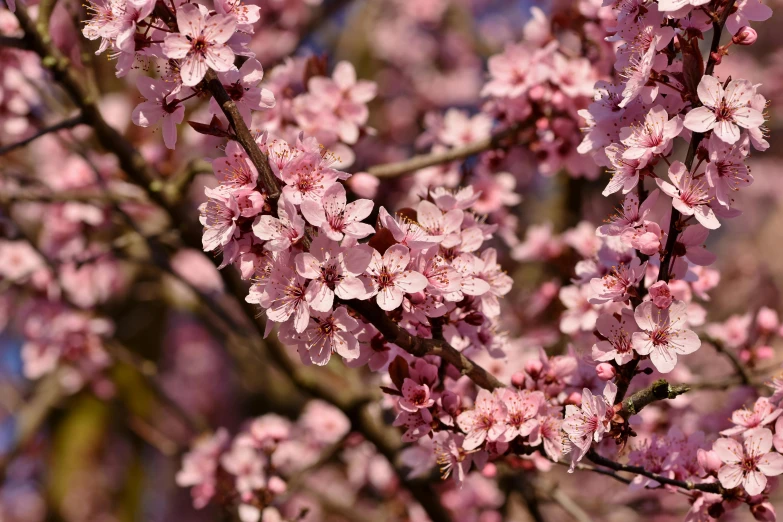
[757,346,775,360]
[733,26,759,46]
[751,502,776,522]
[525,359,543,377]
[649,281,673,309]
[710,51,723,65]
[511,372,526,388]
[596,363,616,381]
[697,449,723,474]
[566,391,582,406]
[267,476,287,495]
[346,172,379,199]
[757,307,780,332]
[481,462,498,478]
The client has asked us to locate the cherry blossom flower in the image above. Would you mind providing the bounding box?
[620,105,682,166]
[603,143,642,196]
[162,4,237,87]
[399,378,435,412]
[726,0,773,35]
[252,195,305,251]
[394,409,433,443]
[306,61,377,144]
[210,59,275,125]
[220,442,266,499]
[648,281,673,309]
[705,133,752,209]
[588,257,646,304]
[260,264,311,333]
[365,245,428,311]
[295,236,371,312]
[199,188,240,253]
[300,184,375,241]
[592,309,639,366]
[278,151,345,205]
[683,76,764,145]
[496,389,544,442]
[619,36,662,108]
[456,389,508,450]
[656,161,720,230]
[563,381,617,471]
[714,428,783,495]
[290,307,360,366]
[721,397,782,437]
[131,77,185,149]
[176,428,229,508]
[632,300,701,373]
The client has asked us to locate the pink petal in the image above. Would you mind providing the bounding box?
[683,106,717,133]
[743,470,767,496]
[395,271,429,293]
[757,452,783,477]
[332,61,356,90]
[733,106,764,129]
[714,119,740,145]
[180,55,208,87]
[713,437,744,465]
[202,13,237,44]
[717,464,743,490]
[162,33,192,60]
[204,45,235,73]
[376,286,403,311]
[697,75,724,108]
[175,4,205,38]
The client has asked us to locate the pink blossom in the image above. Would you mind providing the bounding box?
[496,389,544,442]
[220,442,267,499]
[657,161,720,230]
[726,0,773,35]
[721,397,782,437]
[683,76,764,145]
[290,306,360,366]
[399,378,435,412]
[588,257,646,304]
[295,235,371,311]
[199,188,240,253]
[365,245,428,311]
[210,59,275,125]
[176,428,229,509]
[306,61,376,144]
[162,4,237,86]
[260,263,311,333]
[648,281,674,309]
[456,389,508,451]
[602,143,641,196]
[714,428,783,496]
[592,309,639,366]
[619,36,663,108]
[278,152,344,205]
[252,195,305,251]
[632,300,701,373]
[705,133,752,209]
[619,105,682,166]
[563,382,617,471]
[656,0,710,12]
[131,77,185,149]
[300,184,374,241]
[394,408,433,442]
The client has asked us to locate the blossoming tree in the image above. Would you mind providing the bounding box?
[1,0,783,520]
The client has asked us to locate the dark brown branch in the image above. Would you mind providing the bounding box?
[657,0,736,284]
[0,35,31,50]
[586,450,723,494]
[367,123,524,179]
[0,114,84,155]
[204,71,281,199]
[347,299,505,390]
[618,379,690,418]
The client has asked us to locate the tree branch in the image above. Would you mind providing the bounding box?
[0,115,84,155]
[367,123,525,179]
[586,450,723,494]
[618,378,690,418]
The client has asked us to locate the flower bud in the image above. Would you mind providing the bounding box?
[481,462,498,478]
[757,346,775,360]
[710,51,723,65]
[524,359,544,377]
[697,448,723,474]
[649,281,673,310]
[346,172,379,199]
[733,26,759,46]
[751,502,777,522]
[511,372,526,388]
[267,475,287,495]
[596,363,616,381]
[566,391,582,406]
[757,307,780,332]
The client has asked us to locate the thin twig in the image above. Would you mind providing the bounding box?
[367,123,524,179]
[0,115,84,155]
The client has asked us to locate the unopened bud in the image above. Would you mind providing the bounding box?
[697,448,723,474]
[751,502,777,522]
[525,359,544,377]
[464,312,485,326]
[596,363,616,381]
[511,372,526,388]
[481,462,498,478]
[710,51,723,65]
[733,26,759,46]
[708,502,725,519]
[566,391,582,406]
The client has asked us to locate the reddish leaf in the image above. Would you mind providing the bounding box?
[388,356,410,391]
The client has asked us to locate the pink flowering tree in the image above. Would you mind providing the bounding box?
[2,0,783,521]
